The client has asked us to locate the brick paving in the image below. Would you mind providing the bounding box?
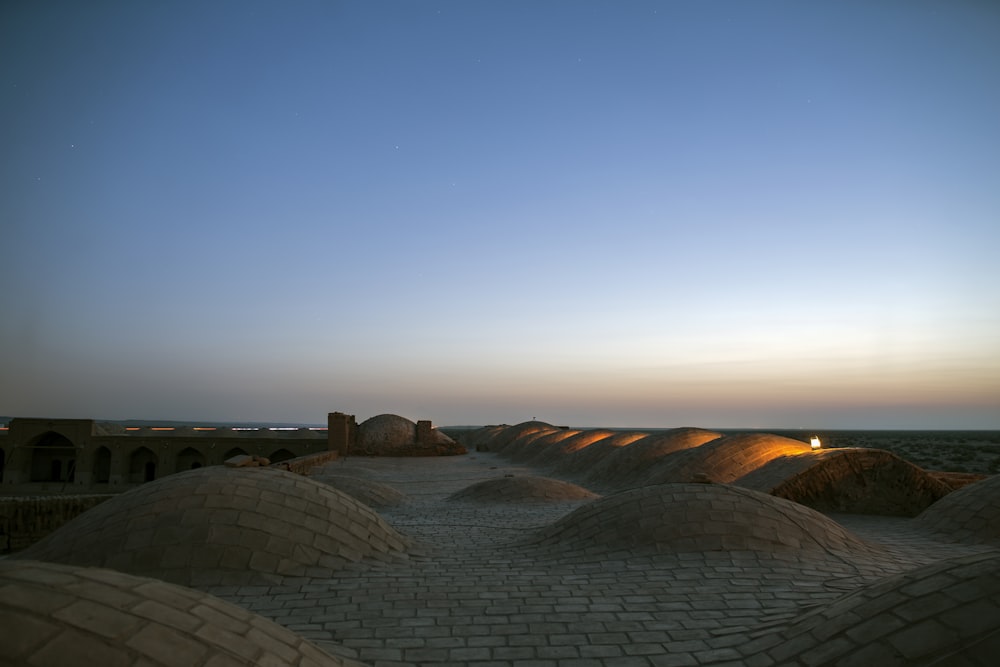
[193,451,998,666]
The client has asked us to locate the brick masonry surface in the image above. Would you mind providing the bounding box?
[5,424,999,667]
[0,559,359,666]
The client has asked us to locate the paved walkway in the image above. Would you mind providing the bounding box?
[205,452,996,667]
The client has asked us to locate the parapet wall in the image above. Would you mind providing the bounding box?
[0,494,114,554]
[271,450,340,475]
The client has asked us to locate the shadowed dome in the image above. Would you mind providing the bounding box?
[463,425,507,451]
[917,474,1000,545]
[526,483,881,559]
[356,413,415,451]
[308,473,406,509]
[736,447,952,517]
[0,559,354,667]
[14,466,409,587]
[355,413,463,456]
[734,551,1000,666]
[449,476,599,503]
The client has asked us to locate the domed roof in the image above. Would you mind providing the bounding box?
[579,428,722,489]
[501,428,580,461]
[354,413,463,456]
[530,429,618,466]
[15,466,409,587]
[449,476,599,503]
[356,413,416,453]
[480,421,558,452]
[525,483,881,560]
[309,473,406,509]
[551,431,653,477]
[917,473,1000,545]
[0,559,351,666]
[737,447,952,517]
[642,432,812,485]
[738,551,1000,665]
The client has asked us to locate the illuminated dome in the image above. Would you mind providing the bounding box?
[479,421,558,452]
[516,428,582,463]
[641,432,813,485]
[528,429,617,465]
[580,428,722,489]
[551,431,654,477]
[503,428,581,461]
[15,466,409,587]
[0,559,350,666]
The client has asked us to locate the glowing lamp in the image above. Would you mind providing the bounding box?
[810,436,822,450]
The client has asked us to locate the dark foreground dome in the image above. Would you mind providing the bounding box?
[735,551,1000,666]
[0,559,352,666]
[15,466,409,587]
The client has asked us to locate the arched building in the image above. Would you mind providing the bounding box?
[0,418,331,492]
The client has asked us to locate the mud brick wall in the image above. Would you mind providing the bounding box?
[271,450,340,475]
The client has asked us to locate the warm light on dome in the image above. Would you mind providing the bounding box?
[810,436,822,450]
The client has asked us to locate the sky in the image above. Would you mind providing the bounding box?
[2,1,999,430]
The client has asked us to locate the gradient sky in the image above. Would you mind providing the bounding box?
[2,1,999,429]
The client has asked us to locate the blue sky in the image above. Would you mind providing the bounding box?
[2,1,998,429]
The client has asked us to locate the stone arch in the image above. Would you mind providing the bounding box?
[223,447,249,460]
[176,447,206,470]
[93,446,112,484]
[269,448,295,464]
[129,447,158,483]
[28,431,77,483]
